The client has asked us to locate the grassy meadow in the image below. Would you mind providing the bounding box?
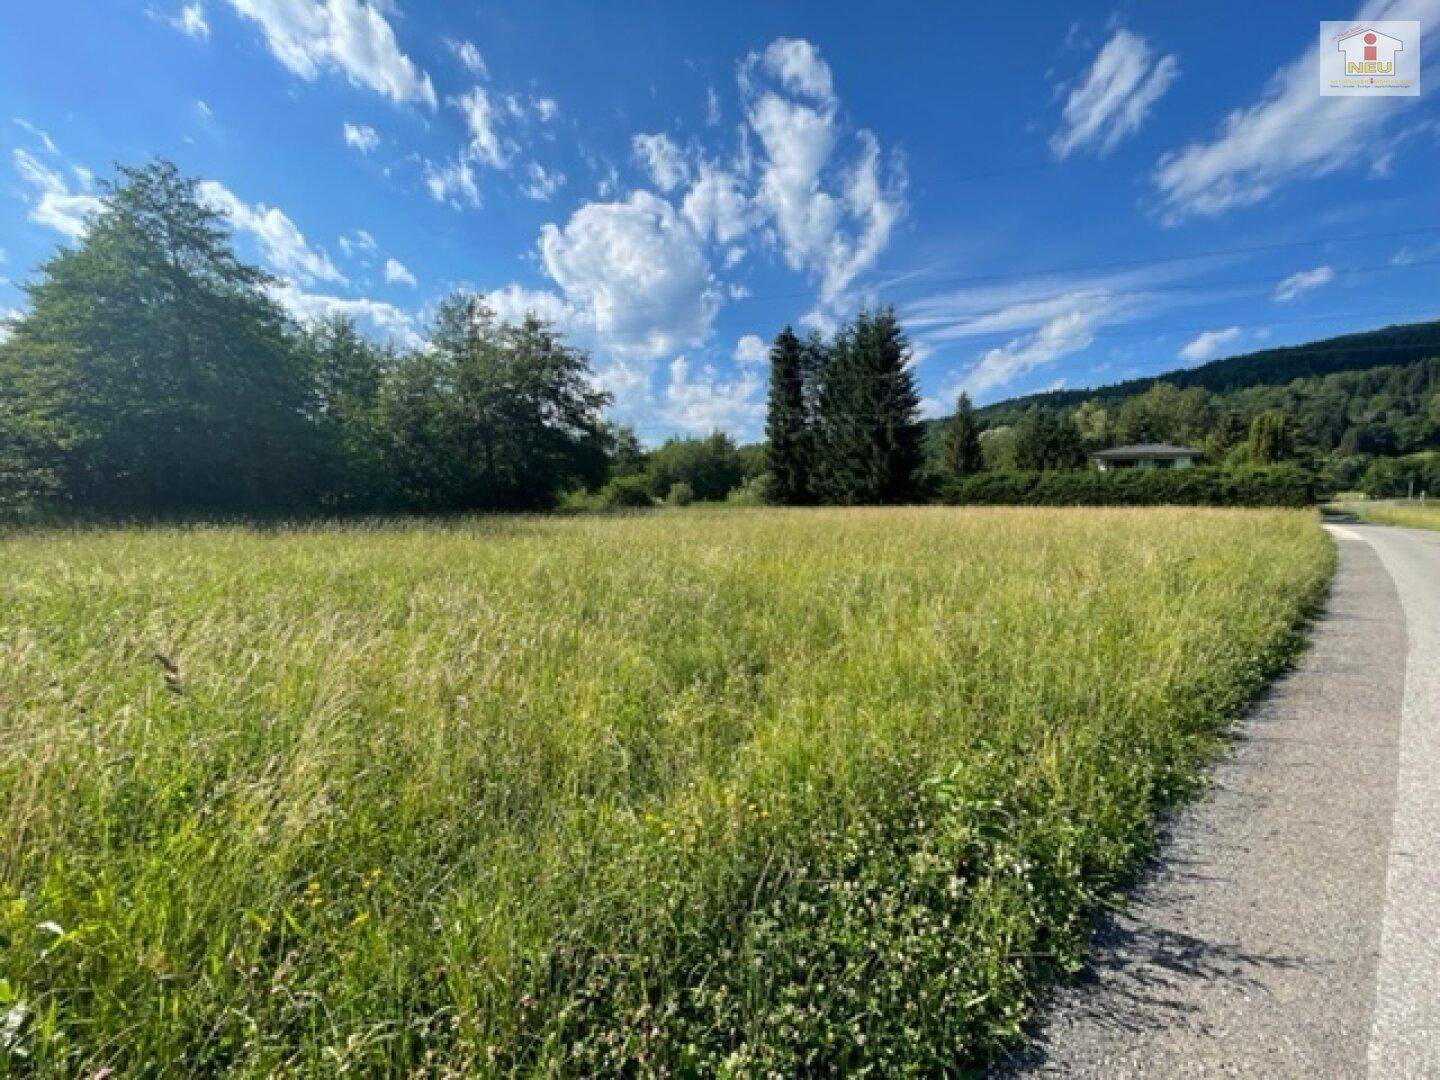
[1,507,1330,1074]
[1338,499,1440,532]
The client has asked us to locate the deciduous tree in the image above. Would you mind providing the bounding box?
[0,160,310,513]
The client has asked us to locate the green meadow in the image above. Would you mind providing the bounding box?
[1,507,1330,1075]
[1339,500,1440,532]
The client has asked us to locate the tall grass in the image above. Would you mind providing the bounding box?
[1339,499,1440,532]
[0,508,1330,1074]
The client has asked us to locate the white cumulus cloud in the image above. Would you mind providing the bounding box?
[342,122,379,152]
[734,334,769,365]
[225,0,436,109]
[481,36,905,436]
[1274,265,1335,302]
[744,39,905,308]
[758,37,835,104]
[12,149,104,239]
[539,190,718,361]
[1051,28,1179,158]
[519,161,566,201]
[175,3,211,39]
[1179,326,1242,362]
[383,257,416,287]
[269,281,420,348]
[480,191,725,428]
[662,355,766,437]
[484,283,577,331]
[198,180,346,285]
[632,132,690,192]
[681,163,750,243]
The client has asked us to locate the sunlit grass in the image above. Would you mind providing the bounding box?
[1337,499,1440,532]
[0,507,1330,1074]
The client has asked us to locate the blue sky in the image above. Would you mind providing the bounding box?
[2,1,1438,441]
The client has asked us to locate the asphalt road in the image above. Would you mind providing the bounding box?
[1002,522,1440,1079]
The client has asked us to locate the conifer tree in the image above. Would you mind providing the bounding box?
[943,390,984,478]
[764,326,812,504]
[813,308,923,504]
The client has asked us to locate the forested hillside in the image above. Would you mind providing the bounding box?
[976,321,1440,427]
[924,352,1440,500]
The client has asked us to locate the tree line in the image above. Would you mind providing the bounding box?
[6,160,1434,518]
[0,162,615,516]
[977,320,1440,423]
[0,160,922,518]
[954,354,1440,495]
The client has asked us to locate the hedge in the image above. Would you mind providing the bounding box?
[942,465,1318,508]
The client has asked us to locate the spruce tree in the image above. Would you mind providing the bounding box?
[764,326,811,504]
[813,307,923,504]
[943,390,983,478]
[1014,406,1087,471]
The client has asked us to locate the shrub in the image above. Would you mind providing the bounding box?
[726,473,773,506]
[597,475,654,509]
[943,465,1316,508]
[666,481,695,507]
[646,433,747,501]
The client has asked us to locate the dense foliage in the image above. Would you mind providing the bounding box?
[942,465,1317,507]
[1357,452,1440,499]
[1012,406,1087,471]
[374,295,610,511]
[9,163,1436,517]
[765,309,924,505]
[0,163,311,513]
[0,162,611,516]
[941,390,984,477]
[764,327,815,504]
[645,431,752,502]
[921,351,1440,504]
[0,508,1330,1074]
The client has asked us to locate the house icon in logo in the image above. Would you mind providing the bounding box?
[1337,26,1403,75]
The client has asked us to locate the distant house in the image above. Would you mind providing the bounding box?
[1092,443,1200,472]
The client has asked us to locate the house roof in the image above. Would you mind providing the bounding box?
[1092,443,1201,461]
[1337,25,1401,43]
